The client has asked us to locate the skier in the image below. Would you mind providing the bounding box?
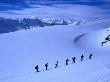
[45,63,48,70]
[105,36,110,41]
[89,53,93,59]
[101,35,110,46]
[81,54,84,61]
[35,65,39,72]
[66,59,70,65]
[55,61,59,68]
[72,57,76,63]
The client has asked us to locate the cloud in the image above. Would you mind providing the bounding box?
[0,3,109,19]
[0,0,110,11]
[0,0,109,19]
[24,0,110,3]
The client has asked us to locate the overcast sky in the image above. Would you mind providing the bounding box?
[0,0,110,14]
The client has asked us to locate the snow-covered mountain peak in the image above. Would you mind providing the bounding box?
[0,16,87,34]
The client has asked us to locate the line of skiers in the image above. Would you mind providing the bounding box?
[35,53,93,72]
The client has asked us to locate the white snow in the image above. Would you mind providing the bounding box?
[0,4,110,82]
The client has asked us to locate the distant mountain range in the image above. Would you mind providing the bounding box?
[0,17,86,34]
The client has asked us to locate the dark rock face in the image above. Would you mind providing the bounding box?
[0,17,69,34]
[0,17,45,34]
[0,17,84,34]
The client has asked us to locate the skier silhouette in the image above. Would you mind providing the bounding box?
[66,59,70,65]
[72,57,76,63]
[102,35,110,46]
[55,61,59,68]
[35,65,39,72]
[89,53,93,59]
[45,63,48,70]
[81,54,84,61]
[105,35,110,41]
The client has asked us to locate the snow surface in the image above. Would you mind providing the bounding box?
[0,4,110,82]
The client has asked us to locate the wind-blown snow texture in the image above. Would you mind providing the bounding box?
[0,3,110,82]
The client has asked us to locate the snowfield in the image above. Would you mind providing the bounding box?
[0,4,110,82]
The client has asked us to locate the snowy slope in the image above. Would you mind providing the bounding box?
[0,17,110,82]
[1,54,110,82]
[0,3,110,82]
